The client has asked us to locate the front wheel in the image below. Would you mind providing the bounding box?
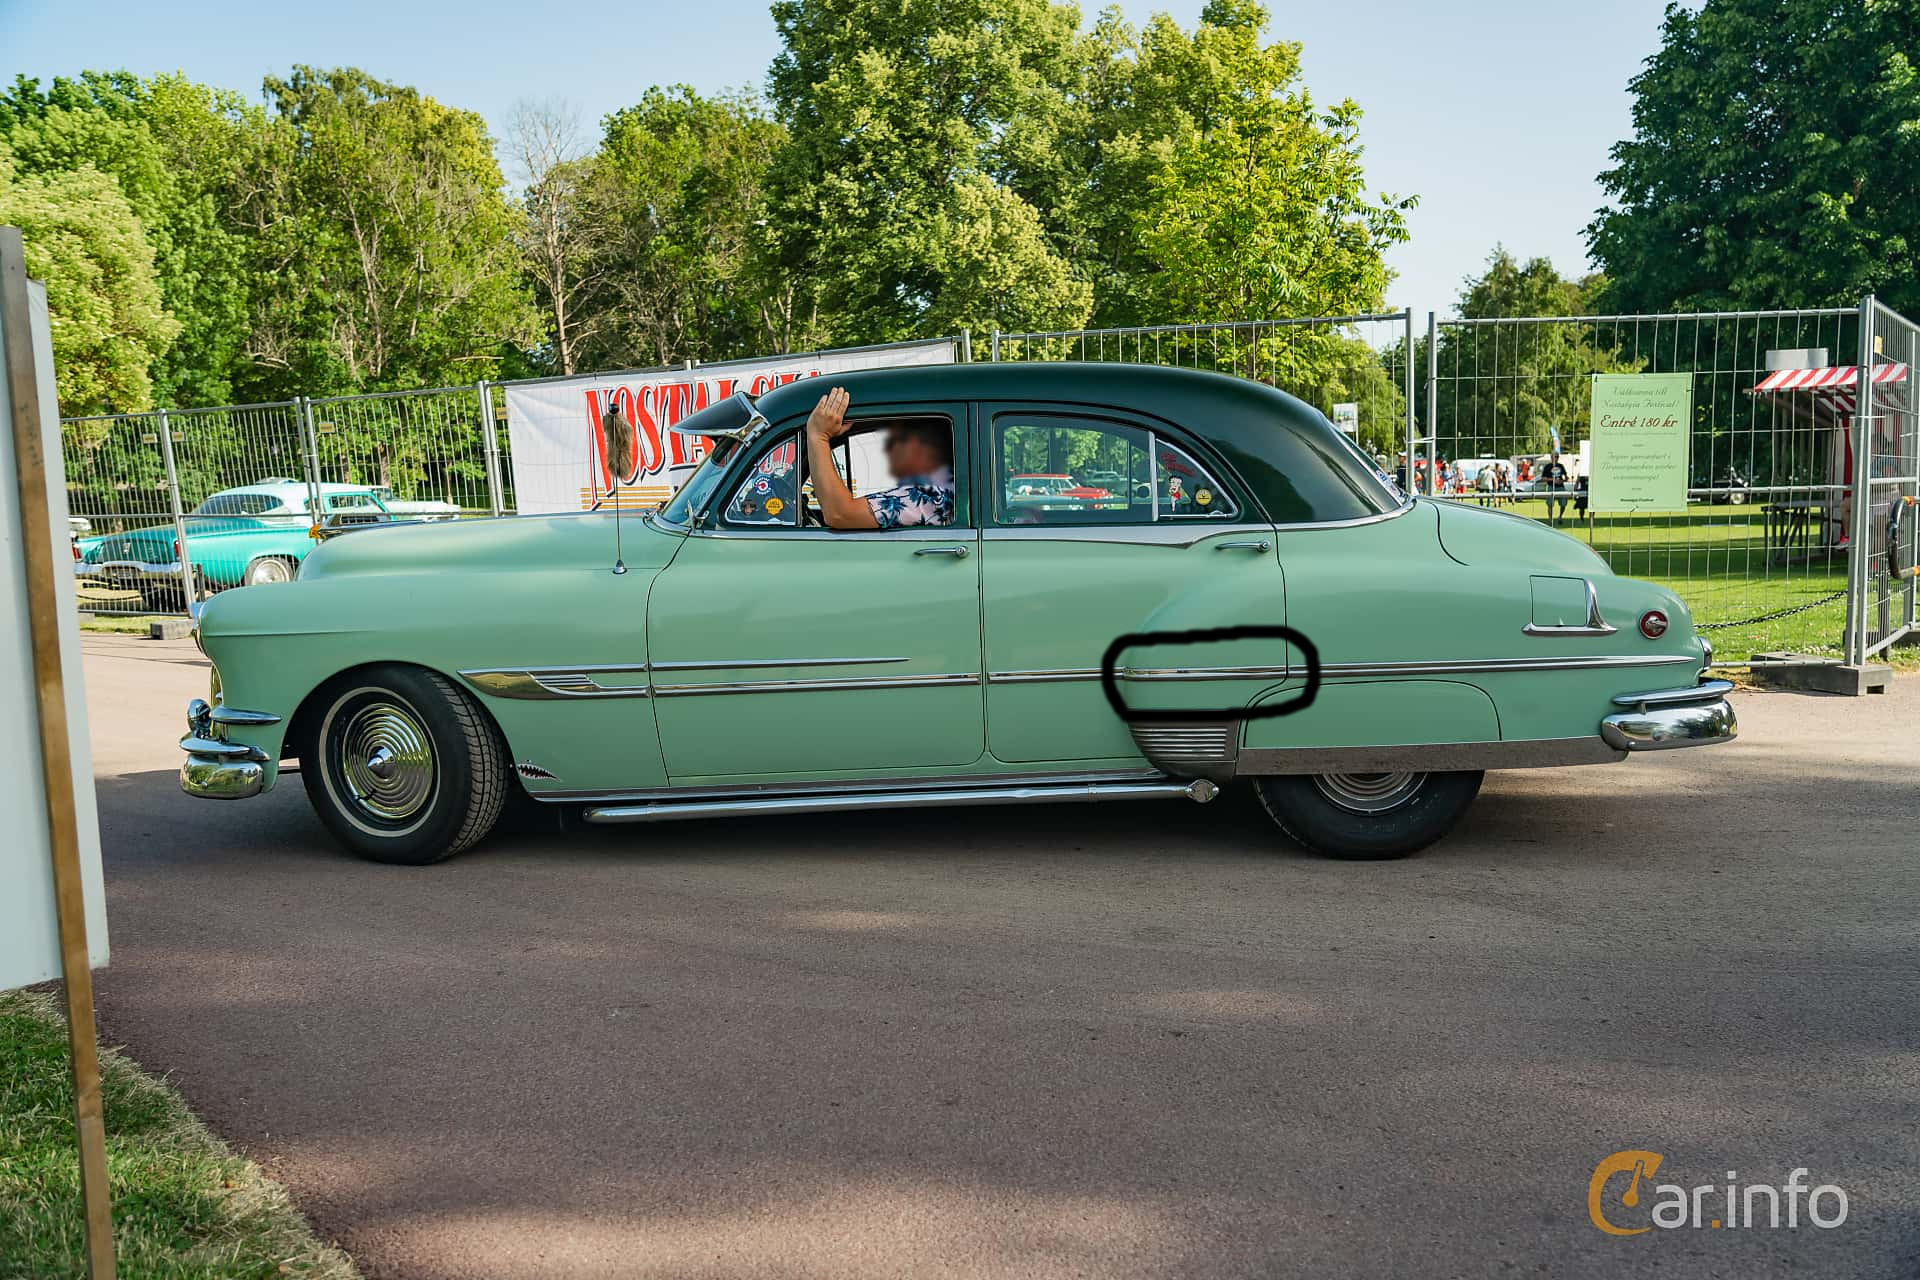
[1252,770,1483,861]
[301,665,508,865]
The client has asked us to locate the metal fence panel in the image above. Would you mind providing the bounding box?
[1859,300,1920,660]
[1430,309,1861,661]
[303,385,495,518]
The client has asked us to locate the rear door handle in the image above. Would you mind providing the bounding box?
[1215,540,1271,553]
[914,545,970,558]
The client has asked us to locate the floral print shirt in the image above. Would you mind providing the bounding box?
[865,466,955,529]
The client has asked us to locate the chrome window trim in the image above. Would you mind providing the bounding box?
[652,672,979,697]
[533,767,1166,804]
[691,525,974,543]
[983,522,1272,548]
[1269,497,1417,532]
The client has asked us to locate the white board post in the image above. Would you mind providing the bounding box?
[1,225,115,1279]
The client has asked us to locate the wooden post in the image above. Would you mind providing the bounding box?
[1,227,116,1279]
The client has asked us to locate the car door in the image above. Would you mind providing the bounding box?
[645,402,984,782]
[979,406,1287,765]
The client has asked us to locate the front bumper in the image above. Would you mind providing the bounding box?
[179,698,276,799]
[1599,679,1738,752]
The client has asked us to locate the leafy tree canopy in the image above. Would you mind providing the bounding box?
[1589,0,1920,314]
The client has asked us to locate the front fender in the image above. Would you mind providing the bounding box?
[197,560,668,794]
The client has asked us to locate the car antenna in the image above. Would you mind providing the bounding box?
[603,402,633,576]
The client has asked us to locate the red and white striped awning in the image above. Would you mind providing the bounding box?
[1753,363,1907,392]
[1751,363,1907,419]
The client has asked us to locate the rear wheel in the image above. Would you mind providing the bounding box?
[301,665,508,865]
[1252,770,1483,860]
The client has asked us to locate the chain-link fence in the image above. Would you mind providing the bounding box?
[992,314,1416,461]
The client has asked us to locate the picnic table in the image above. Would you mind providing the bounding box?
[1762,498,1840,564]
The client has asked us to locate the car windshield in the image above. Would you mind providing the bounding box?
[191,492,285,516]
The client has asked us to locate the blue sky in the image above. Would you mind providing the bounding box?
[0,0,1682,317]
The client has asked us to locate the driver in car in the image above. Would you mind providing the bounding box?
[804,386,955,529]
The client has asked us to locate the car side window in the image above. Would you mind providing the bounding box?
[721,433,802,526]
[992,414,1239,526]
[720,415,958,530]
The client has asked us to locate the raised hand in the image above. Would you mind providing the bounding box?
[806,386,851,442]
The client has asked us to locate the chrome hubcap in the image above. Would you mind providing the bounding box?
[336,700,434,822]
[1313,771,1423,815]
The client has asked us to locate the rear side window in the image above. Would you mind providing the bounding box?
[992,414,1239,525]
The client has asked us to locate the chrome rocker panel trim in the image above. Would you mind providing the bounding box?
[582,777,1219,824]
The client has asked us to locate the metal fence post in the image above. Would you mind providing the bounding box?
[476,380,504,517]
[1424,312,1439,496]
[297,395,323,521]
[155,409,197,615]
[959,330,972,363]
[1402,309,1414,459]
[990,331,1000,363]
[1846,296,1875,665]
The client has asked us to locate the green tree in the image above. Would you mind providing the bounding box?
[1106,0,1411,326]
[765,0,1092,344]
[254,67,537,392]
[1422,248,1640,460]
[579,86,789,367]
[0,138,178,414]
[0,72,269,407]
[1589,0,1920,314]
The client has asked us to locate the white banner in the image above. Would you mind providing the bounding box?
[505,340,957,513]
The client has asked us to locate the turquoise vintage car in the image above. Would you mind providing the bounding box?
[180,363,1735,865]
[77,480,455,605]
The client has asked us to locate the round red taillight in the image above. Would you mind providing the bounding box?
[1640,610,1669,639]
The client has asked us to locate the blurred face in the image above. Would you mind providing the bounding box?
[885,429,942,479]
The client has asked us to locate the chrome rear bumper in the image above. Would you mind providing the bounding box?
[1599,680,1738,752]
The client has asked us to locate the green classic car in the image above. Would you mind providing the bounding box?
[78,480,449,605]
[181,363,1735,865]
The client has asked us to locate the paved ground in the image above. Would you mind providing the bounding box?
[82,634,1919,1279]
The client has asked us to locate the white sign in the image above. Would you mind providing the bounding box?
[1331,402,1359,433]
[505,340,957,514]
[1,275,107,990]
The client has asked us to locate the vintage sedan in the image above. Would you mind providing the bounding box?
[78,480,457,604]
[181,363,1735,865]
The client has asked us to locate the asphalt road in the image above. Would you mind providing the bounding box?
[81,634,1919,1279]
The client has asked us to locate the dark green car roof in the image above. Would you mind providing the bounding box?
[750,361,1401,525]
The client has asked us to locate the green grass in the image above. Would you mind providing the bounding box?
[1450,496,1856,659]
[0,990,357,1280]
[76,614,177,635]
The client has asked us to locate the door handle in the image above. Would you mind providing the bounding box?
[1215,540,1271,553]
[914,545,970,558]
